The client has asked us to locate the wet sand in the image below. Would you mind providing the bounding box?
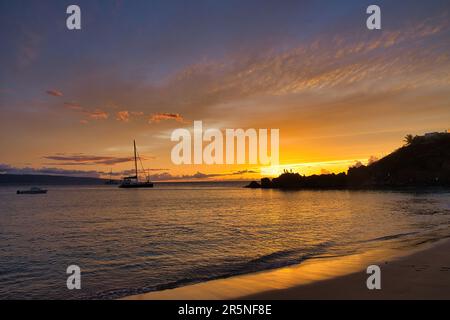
[125,239,450,300]
[244,239,450,299]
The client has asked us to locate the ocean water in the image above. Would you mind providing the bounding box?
[0,182,449,299]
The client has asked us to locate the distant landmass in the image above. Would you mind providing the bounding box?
[0,174,107,186]
[246,131,450,189]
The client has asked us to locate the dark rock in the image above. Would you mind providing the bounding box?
[244,181,261,188]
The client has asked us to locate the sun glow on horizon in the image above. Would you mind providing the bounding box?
[260,158,368,177]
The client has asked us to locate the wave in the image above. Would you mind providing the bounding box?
[98,228,450,300]
[95,242,336,299]
[360,231,420,243]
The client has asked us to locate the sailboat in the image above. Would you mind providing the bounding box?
[119,140,154,188]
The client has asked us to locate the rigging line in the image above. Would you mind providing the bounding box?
[136,150,148,179]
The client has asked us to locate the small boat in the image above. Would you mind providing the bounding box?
[17,187,48,194]
[119,140,154,189]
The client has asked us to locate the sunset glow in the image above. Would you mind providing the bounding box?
[2,0,450,303]
[1,1,449,181]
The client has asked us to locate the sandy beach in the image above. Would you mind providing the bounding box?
[125,239,450,300]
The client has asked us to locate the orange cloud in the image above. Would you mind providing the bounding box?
[116,111,130,122]
[116,110,145,122]
[88,110,109,120]
[63,102,108,122]
[149,112,184,123]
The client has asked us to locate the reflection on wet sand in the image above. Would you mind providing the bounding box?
[126,240,447,300]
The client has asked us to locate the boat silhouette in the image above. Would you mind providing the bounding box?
[119,140,154,188]
[17,187,47,194]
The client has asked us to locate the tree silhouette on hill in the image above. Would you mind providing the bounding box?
[246,132,450,189]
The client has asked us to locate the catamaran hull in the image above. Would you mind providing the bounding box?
[119,183,154,188]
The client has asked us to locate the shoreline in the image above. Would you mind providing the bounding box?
[124,238,450,300]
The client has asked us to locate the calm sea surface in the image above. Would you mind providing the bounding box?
[0,182,449,299]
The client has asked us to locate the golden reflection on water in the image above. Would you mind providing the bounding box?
[1,184,449,299]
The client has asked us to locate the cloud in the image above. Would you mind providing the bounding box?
[105,169,259,181]
[151,13,450,117]
[63,102,109,122]
[1,161,256,181]
[87,110,109,120]
[116,111,130,122]
[115,110,144,122]
[34,12,449,132]
[149,113,184,123]
[0,163,102,178]
[6,7,448,173]
[149,169,259,181]
[43,154,134,165]
[368,156,379,165]
[46,89,63,97]
[231,169,259,175]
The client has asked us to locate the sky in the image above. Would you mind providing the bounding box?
[1,0,449,181]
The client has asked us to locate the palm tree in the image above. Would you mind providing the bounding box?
[404,134,415,145]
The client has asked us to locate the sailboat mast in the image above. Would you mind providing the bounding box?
[134,140,138,182]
